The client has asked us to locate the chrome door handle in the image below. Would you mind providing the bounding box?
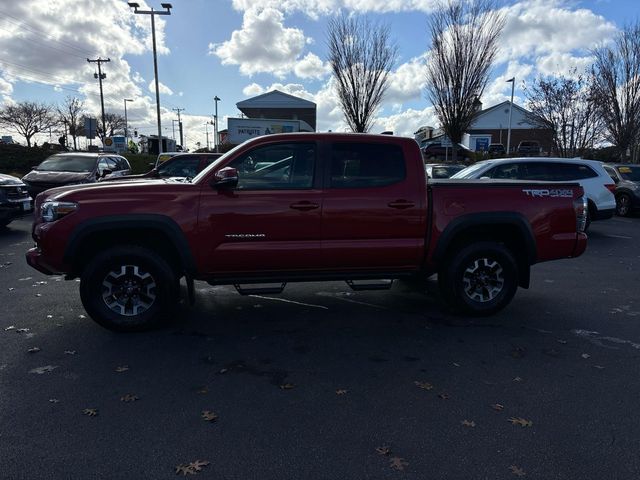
[290,201,320,211]
[388,200,415,209]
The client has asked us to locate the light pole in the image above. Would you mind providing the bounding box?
[506,77,515,155]
[214,96,220,153]
[123,98,133,142]
[128,2,172,154]
[204,122,210,151]
[172,119,179,140]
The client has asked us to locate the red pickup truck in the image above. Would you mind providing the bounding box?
[26,133,588,331]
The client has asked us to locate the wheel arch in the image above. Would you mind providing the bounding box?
[433,212,536,289]
[64,214,196,278]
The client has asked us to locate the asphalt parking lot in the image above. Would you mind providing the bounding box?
[1,214,639,479]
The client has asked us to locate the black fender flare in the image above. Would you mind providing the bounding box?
[432,212,537,287]
[63,214,197,275]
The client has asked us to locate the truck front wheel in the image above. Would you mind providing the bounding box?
[79,245,178,332]
[439,242,518,316]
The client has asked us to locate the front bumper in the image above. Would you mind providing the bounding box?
[0,197,33,221]
[25,247,59,275]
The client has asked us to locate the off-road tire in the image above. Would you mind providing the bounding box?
[80,245,178,332]
[438,241,518,316]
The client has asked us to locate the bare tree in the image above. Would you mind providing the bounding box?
[96,112,126,141]
[592,21,640,162]
[0,101,57,147]
[425,0,505,160]
[57,96,85,150]
[327,14,398,133]
[524,71,604,157]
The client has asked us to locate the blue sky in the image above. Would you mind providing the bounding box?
[0,0,636,148]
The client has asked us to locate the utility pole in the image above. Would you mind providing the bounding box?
[173,107,184,149]
[506,77,515,155]
[129,2,172,154]
[204,122,210,151]
[87,57,110,140]
[123,98,133,143]
[213,96,220,153]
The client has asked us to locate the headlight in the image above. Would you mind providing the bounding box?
[41,201,78,222]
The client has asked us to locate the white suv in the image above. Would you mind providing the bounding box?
[451,157,616,228]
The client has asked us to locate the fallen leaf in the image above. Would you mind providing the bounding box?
[115,365,129,373]
[35,294,42,297]
[581,353,591,359]
[196,387,208,394]
[4,326,15,331]
[389,457,409,471]
[593,365,605,370]
[78,314,86,319]
[452,362,461,367]
[414,381,433,390]
[120,394,139,402]
[16,328,30,333]
[335,389,348,395]
[218,368,228,374]
[491,403,505,411]
[46,315,53,319]
[27,347,41,353]
[513,376,523,382]
[7,288,14,292]
[508,417,533,427]
[175,460,210,476]
[201,410,218,422]
[509,465,526,477]
[83,408,98,417]
[438,393,450,400]
[29,365,58,374]
[49,398,59,403]
[557,339,568,344]
[279,383,295,390]
[64,350,76,355]
[461,420,476,427]
[376,446,391,456]
[510,347,525,358]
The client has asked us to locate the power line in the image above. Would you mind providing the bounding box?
[0,11,101,59]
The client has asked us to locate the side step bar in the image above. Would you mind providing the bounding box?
[345,279,394,291]
[234,283,287,296]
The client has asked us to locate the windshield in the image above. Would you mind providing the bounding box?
[617,165,640,181]
[450,162,491,179]
[37,155,96,173]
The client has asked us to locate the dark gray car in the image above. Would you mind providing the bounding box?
[0,174,32,227]
[22,153,131,198]
[602,164,640,217]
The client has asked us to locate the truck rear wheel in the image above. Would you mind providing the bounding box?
[80,245,178,332]
[439,242,518,316]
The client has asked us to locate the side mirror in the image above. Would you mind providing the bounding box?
[101,169,113,178]
[211,167,238,189]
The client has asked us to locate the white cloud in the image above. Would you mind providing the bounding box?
[294,53,331,80]
[386,55,428,104]
[230,0,439,17]
[148,80,174,96]
[210,7,309,78]
[373,106,438,137]
[0,77,13,96]
[498,0,617,62]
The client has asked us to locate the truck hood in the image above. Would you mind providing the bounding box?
[0,173,24,186]
[39,177,191,201]
[22,170,94,184]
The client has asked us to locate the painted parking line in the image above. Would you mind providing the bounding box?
[604,234,633,239]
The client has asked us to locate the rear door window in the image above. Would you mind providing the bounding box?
[330,143,405,188]
[485,163,521,179]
